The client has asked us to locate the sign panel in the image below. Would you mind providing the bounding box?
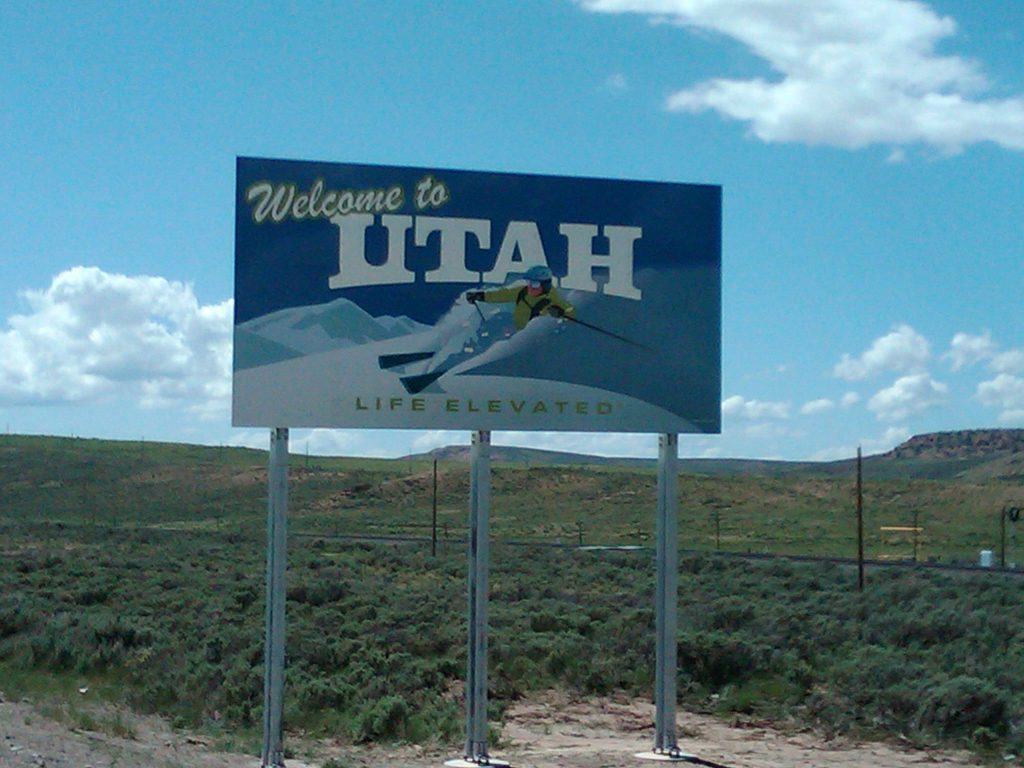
[233,157,721,433]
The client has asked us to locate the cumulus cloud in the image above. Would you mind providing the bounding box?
[496,431,656,458]
[945,331,1024,374]
[743,422,802,440]
[412,430,464,453]
[298,429,371,456]
[722,394,790,420]
[605,72,629,91]
[800,398,835,416]
[578,0,1024,154]
[841,391,861,408]
[947,330,997,370]
[867,373,948,421]
[0,267,232,416]
[810,425,911,461]
[833,324,930,381]
[976,373,1024,424]
[993,350,1024,375]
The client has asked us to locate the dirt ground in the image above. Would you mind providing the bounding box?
[0,690,988,768]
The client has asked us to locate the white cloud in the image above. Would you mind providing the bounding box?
[299,429,368,457]
[841,391,861,408]
[496,431,656,458]
[412,430,464,453]
[722,394,790,420]
[800,398,834,416]
[833,324,930,380]
[976,373,1024,423]
[992,349,1024,375]
[945,331,1024,375]
[867,373,948,421]
[947,330,996,370]
[998,410,1024,426]
[697,445,722,459]
[605,72,629,90]
[885,148,908,164]
[0,267,231,414]
[743,422,802,440]
[227,429,270,452]
[870,425,913,454]
[578,0,1024,154]
[810,425,910,461]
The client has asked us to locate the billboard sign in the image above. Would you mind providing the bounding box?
[233,157,720,433]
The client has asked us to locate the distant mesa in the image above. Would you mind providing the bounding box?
[884,429,1024,460]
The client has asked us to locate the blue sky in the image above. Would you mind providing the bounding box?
[1,0,1022,461]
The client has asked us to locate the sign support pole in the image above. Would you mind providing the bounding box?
[639,434,694,762]
[448,431,508,768]
[262,427,288,768]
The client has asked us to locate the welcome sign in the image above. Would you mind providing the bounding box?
[232,157,721,433]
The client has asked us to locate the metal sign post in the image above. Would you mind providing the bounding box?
[638,434,695,762]
[447,431,508,768]
[262,427,288,768]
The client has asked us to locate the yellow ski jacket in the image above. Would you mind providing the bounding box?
[480,285,575,331]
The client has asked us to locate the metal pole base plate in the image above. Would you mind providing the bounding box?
[635,749,698,762]
[445,758,511,768]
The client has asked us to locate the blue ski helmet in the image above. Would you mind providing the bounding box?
[524,265,553,284]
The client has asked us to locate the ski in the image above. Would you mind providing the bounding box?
[378,351,436,369]
[400,368,452,394]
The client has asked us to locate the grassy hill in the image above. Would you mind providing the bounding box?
[2,431,1022,561]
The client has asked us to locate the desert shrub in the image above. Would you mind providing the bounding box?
[529,609,564,633]
[408,696,461,743]
[829,647,930,710]
[288,578,349,606]
[29,630,78,672]
[716,674,804,715]
[916,676,1011,739]
[352,695,410,742]
[704,596,756,634]
[5,493,1024,755]
[0,597,37,640]
[219,656,263,726]
[677,630,773,689]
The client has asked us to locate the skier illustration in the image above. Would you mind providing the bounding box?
[378,266,574,394]
[378,264,649,395]
[465,264,575,330]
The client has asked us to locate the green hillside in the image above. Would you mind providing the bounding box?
[2,432,1022,562]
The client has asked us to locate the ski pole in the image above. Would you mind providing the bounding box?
[560,314,655,352]
[472,299,487,324]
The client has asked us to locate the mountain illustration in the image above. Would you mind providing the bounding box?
[234,297,430,370]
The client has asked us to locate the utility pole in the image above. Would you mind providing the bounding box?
[1001,507,1007,568]
[857,447,865,592]
[912,507,920,563]
[432,459,438,557]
